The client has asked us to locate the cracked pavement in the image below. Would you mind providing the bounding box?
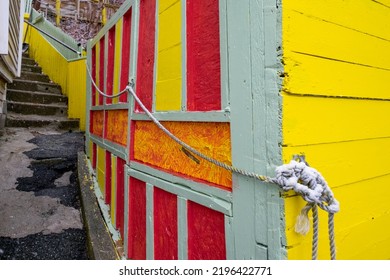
[0,127,88,259]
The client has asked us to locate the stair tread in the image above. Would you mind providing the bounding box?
[7,113,77,122]
[7,100,68,108]
[12,79,60,87]
[7,89,67,97]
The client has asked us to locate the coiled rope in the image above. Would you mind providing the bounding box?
[86,62,340,259]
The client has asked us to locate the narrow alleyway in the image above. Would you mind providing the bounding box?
[0,127,88,259]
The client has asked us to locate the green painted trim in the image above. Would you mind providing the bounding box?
[90,0,135,46]
[224,216,235,260]
[263,0,286,259]
[177,196,188,260]
[219,0,229,111]
[68,56,87,63]
[85,41,92,156]
[130,161,232,203]
[255,244,268,259]
[128,167,232,216]
[146,182,154,260]
[90,105,105,110]
[228,0,285,260]
[123,168,129,259]
[180,0,187,111]
[228,0,257,259]
[91,104,129,111]
[131,111,230,122]
[250,0,268,248]
[90,134,127,161]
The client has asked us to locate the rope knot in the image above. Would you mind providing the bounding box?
[274,160,340,214]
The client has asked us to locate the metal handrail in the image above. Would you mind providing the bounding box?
[24,20,81,56]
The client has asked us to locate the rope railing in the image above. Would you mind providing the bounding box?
[85,62,340,260]
[24,20,82,56]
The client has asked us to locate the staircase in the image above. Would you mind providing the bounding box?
[6,54,79,130]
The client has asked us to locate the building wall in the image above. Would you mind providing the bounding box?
[0,0,24,135]
[0,79,6,135]
[282,0,390,259]
[86,0,285,260]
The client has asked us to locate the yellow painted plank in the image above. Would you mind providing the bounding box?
[156,79,182,111]
[156,0,181,111]
[283,94,390,146]
[158,1,181,51]
[113,18,123,104]
[29,29,69,95]
[110,154,117,224]
[285,174,390,245]
[89,140,94,160]
[157,45,182,81]
[286,199,390,260]
[283,10,390,70]
[159,0,179,13]
[283,51,390,99]
[67,59,87,130]
[97,145,105,195]
[283,0,390,41]
[282,138,390,189]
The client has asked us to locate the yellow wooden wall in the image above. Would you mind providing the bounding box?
[282,0,390,259]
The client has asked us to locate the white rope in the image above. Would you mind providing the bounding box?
[85,63,339,259]
[85,62,129,99]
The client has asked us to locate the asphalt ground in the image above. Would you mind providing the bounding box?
[0,127,88,260]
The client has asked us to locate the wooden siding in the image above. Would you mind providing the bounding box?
[282,0,390,260]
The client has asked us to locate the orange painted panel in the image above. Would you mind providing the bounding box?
[133,121,232,188]
[105,110,128,146]
[91,110,104,137]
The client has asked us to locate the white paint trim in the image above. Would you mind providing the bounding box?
[0,0,10,55]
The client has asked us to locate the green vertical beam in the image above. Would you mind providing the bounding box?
[180,0,187,111]
[177,196,188,260]
[85,41,92,156]
[228,0,284,259]
[219,0,230,111]
[146,183,154,259]
[263,0,286,259]
[228,0,257,259]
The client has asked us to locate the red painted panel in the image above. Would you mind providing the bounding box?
[99,37,105,105]
[106,27,116,105]
[120,8,132,103]
[127,177,146,260]
[91,46,96,106]
[187,201,226,260]
[116,157,125,237]
[186,0,221,111]
[92,142,97,170]
[135,0,156,112]
[154,188,178,260]
[105,151,112,205]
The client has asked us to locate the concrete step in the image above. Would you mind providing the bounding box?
[7,101,68,116]
[8,79,62,95]
[7,89,68,105]
[21,57,37,66]
[5,113,79,130]
[19,71,51,83]
[21,64,42,73]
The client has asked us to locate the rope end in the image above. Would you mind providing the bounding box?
[295,206,311,235]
